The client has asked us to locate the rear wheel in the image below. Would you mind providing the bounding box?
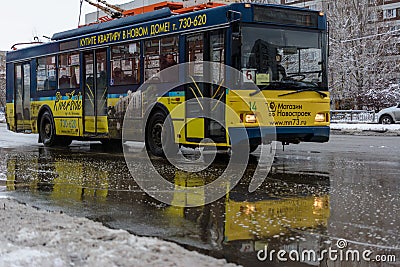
[379,115,393,124]
[39,111,72,147]
[39,112,57,146]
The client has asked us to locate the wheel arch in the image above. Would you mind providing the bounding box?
[379,113,394,123]
[144,102,170,129]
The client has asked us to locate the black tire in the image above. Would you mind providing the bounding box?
[249,144,259,153]
[39,111,72,147]
[39,111,58,147]
[379,114,394,124]
[145,111,177,157]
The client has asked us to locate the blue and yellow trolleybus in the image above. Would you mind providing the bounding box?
[6,2,330,156]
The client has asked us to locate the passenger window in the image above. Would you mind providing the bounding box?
[186,34,204,76]
[144,39,160,80]
[111,43,140,86]
[37,56,56,91]
[160,36,179,70]
[58,53,80,89]
[144,36,179,80]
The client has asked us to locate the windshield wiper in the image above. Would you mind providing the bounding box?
[249,82,321,97]
[249,81,297,96]
[278,87,328,98]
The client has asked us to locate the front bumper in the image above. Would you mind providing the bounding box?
[228,126,330,145]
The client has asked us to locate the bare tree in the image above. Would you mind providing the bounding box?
[327,0,400,110]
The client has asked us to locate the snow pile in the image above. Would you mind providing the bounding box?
[0,198,237,267]
[0,124,38,148]
[331,123,400,133]
[0,112,5,123]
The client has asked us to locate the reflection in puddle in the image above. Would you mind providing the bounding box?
[5,147,331,266]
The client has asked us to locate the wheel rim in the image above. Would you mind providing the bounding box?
[42,119,52,139]
[151,122,163,149]
[382,117,392,124]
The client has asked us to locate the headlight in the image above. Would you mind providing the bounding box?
[245,114,257,123]
[315,113,326,122]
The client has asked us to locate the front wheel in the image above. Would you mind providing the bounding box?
[379,115,393,124]
[145,111,177,157]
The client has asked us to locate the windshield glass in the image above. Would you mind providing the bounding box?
[241,26,327,89]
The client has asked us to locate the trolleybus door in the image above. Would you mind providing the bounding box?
[185,32,226,144]
[83,50,108,135]
[14,63,31,131]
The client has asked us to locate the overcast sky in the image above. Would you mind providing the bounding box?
[0,0,130,51]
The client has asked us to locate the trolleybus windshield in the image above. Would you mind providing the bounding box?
[241,26,327,90]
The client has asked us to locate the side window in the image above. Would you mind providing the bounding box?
[160,36,179,70]
[186,34,204,76]
[144,35,179,80]
[58,53,80,89]
[210,30,225,82]
[37,56,56,91]
[14,64,23,118]
[144,39,160,80]
[111,43,140,86]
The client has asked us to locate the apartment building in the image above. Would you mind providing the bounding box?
[280,0,325,10]
[0,51,6,109]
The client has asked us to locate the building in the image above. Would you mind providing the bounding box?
[0,51,6,109]
[280,0,326,10]
[85,0,182,24]
[85,0,281,24]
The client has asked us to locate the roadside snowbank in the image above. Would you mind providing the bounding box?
[0,125,38,148]
[0,198,237,267]
[331,123,400,135]
[0,112,5,123]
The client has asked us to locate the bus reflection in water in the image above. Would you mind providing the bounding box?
[6,149,330,266]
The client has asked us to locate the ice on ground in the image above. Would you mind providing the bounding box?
[0,198,237,267]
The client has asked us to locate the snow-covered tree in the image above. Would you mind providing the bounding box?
[327,0,400,110]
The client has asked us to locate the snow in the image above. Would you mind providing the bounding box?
[0,123,38,148]
[0,112,5,123]
[331,123,400,132]
[0,123,237,267]
[0,198,237,267]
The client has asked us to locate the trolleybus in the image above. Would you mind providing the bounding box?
[5,2,330,156]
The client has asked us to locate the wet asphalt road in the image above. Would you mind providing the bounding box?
[0,126,399,266]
